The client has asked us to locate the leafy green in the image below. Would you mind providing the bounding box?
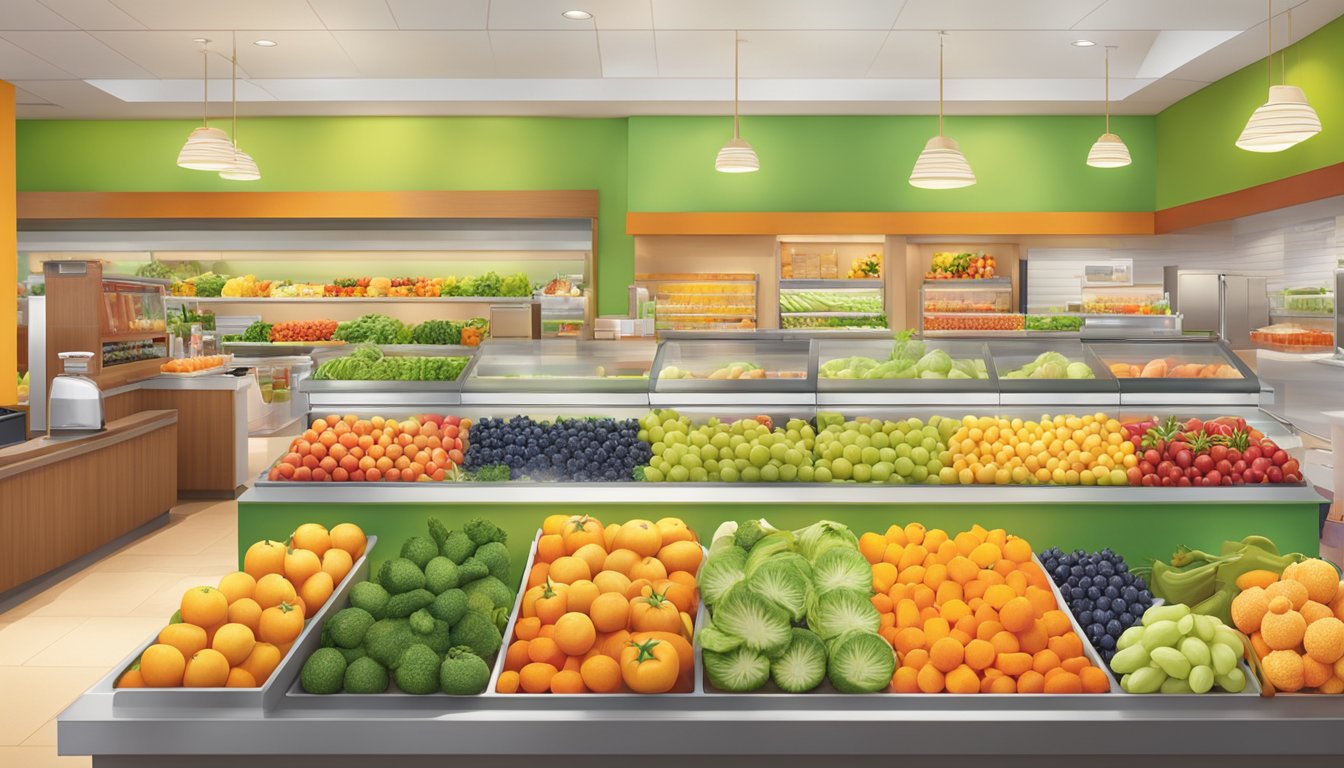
[747,558,810,622]
[826,630,896,693]
[703,646,771,692]
[333,314,412,344]
[192,273,228,297]
[313,344,469,381]
[699,548,748,606]
[770,629,828,693]
[710,585,792,656]
[241,321,273,342]
[806,589,880,641]
[810,546,873,595]
[794,520,859,562]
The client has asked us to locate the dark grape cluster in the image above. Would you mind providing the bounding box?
[1038,547,1154,663]
[465,416,652,482]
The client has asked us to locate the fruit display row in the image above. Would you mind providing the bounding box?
[1272,287,1334,315]
[105,339,165,366]
[268,414,468,483]
[1230,556,1344,693]
[998,352,1096,380]
[779,291,884,314]
[781,315,888,330]
[923,313,1025,332]
[925,252,997,280]
[658,363,807,380]
[819,335,988,380]
[1081,296,1170,315]
[1108,604,1249,693]
[170,272,533,299]
[1106,359,1241,379]
[1250,324,1335,352]
[116,523,367,689]
[464,416,652,483]
[1124,415,1301,486]
[312,344,471,382]
[1025,315,1084,332]
[498,516,703,694]
[299,519,510,695]
[160,354,229,374]
[846,253,882,279]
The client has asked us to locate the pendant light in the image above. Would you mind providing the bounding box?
[219,39,260,181]
[1236,2,1321,153]
[1087,46,1132,168]
[715,34,759,173]
[910,32,975,189]
[176,39,235,171]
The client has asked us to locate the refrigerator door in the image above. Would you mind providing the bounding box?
[1173,272,1222,334]
[1222,275,1267,348]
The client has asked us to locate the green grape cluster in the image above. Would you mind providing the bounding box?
[637,409,816,483]
[810,416,957,484]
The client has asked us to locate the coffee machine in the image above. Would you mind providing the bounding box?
[47,352,105,437]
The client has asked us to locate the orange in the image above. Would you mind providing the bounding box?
[915,663,945,693]
[999,597,1035,633]
[1017,619,1050,655]
[243,540,287,580]
[903,649,930,670]
[1043,671,1083,694]
[947,556,979,585]
[550,669,587,694]
[929,637,965,673]
[1049,633,1084,661]
[593,570,632,596]
[514,617,542,642]
[987,675,1017,694]
[157,623,207,659]
[562,515,605,554]
[613,519,663,557]
[922,563,948,590]
[496,670,521,694]
[211,623,256,666]
[528,637,566,668]
[566,580,600,615]
[891,666,919,693]
[183,649,230,688]
[1061,656,1091,674]
[227,597,262,636]
[629,557,668,583]
[254,574,298,610]
[1025,586,1058,616]
[945,664,980,694]
[655,517,695,545]
[258,602,304,645]
[969,542,1001,568]
[892,627,926,656]
[519,662,559,693]
[180,586,229,628]
[1002,537,1032,563]
[924,528,950,552]
[904,523,926,545]
[299,571,335,617]
[883,542,905,566]
[1005,570,1029,596]
[1016,670,1046,693]
[657,540,703,574]
[284,549,322,589]
[543,514,573,536]
[965,638,996,671]
[115,668,145,688]
[1031,649,1061,676]
[910,585,936,611]
[935,581,963,608]
[290,523,331,558]
[554,612,597,656]
[588,592,630,633]
[939,599,972,625]
[1079,666,1110,693]
[240,643,282,685]
[140,645,186,688]
[536,534,565,564]
[1041,610,1072,638]
[226,667,258,688]
[527,563,551,590]
[572,544,609,577]
[599,629,633,659]
[994,652,1032,677]
[983,584,1016,610]
[549,556,591,585]
[505,640,531,672]
[860,532,888,563]
[895,599,920,629]
[217,572,257,604]
[321,548,354,585]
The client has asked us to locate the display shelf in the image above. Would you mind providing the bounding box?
[101,330,168,343]
[780,279,884,290]
[167,296,535,304]
[781,311,884,318]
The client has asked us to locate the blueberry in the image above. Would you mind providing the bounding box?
[1118,612,1134,627]
[1138,589,1152,602]
[1099,634,1117,650]
[1078,576,1093,590]
[1078,610,1094,625]
[1086,587,1101,601]
[1106,619,1124,637]
[1071,587,1085,600]
[1122,586,1139,603]
[1095,610,1113,624]
[1111,599,1127,616]
[1095,596,1111,611]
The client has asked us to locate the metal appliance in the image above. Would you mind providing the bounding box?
[1336,268,1343,359]
[47,352,105,437]
[1163,268,1268,346]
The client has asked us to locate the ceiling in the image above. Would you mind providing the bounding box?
[2,0,1342,119]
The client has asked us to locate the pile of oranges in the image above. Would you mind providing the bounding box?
[944,413,1136,486]
[496,515,703,695]
[269,414,468,483]
[115,523,366,689]
[160,355,230,374]
[861,523,1110,694]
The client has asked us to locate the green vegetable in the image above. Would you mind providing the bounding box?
[464,518,507,547]
[336,646,366,665]
[440,530,475,564]
[135,260,177,280]
[192,273,228,297]
[457,557,489,584]
[826,630,896,693]
[704,646,771,692]
[327,607,375,649]
[385,589,435,619]
[747,558,811,622]
[470,464,512,482]
[733,519,773,550]
[810,546,873,595]
[349,582,391,619]
[313,343,470,382]
[1025,315,1084,332]
[299,648,348,694]
[439,646,491,694]
[710,586,792,656]
[333,314,412,344]
[424,557,460,594]
[343,656,389,694]
[794,520,859,562]
[806,589,880,641]
[428,589,468,625]
[240,320,272,342]
[409,608,435,635]
[400,536,439,570]
[770,628,828,693]
[378,558,427,595]
[394,644,441,694]
[448,610,503,658]
[473,542,511,582]
[699,548,748,606]
[410,319,462,346]
[695,620,741,653]
[461,575,514,611]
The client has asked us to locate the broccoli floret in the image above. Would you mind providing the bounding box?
[364,618,415,669]
[300,648,347,694]
[439,646,491,695]
[429,589,468,625]
[400,536,439,570]
[458,556,489,584]
[378,558,426,595]
[466,592,494,618]
[473,542,511,582]
[489,605,510,634]
[419,618,451,654]
[463,518,507,547]
[424,557,460,594]
[409,607,435,635]
[427,517,451,550]
[327,607,375,649]
[448,610,502,658]
[441,531,474,564]
[349,581,391,619]
[343,656,388,694]
[320,622,334,648]
[394,644,441,695]
[462,575,514,611]
[471,464,511,482]
[337,646,367,665]
[734,520,770,550]
[385,588,434,619]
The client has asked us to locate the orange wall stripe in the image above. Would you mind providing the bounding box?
[626,211,1156,236]
[1154,162,1344,234]
[1,82,16,406]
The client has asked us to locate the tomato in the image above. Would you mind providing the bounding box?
[630,590,682,634]
[562,515,605,554]
[619,638,679,694]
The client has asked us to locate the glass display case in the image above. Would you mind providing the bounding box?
[463,339,655,406]
[301,345,477,409]
[779,280,886,331]
[1087,339,1258,405]
[987,339,1118,407]
[1081,284,1170,315]
[922,278,1013,314]
[637,275,757,332]
[650,338,813,406]
[813,338,995,406]
[100,278,167,337]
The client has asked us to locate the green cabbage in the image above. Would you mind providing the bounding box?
[710,585,792,656]
[703,646,771,692]
[698,548,747,607]
[805,589,880,641]
[826,630,897,693]
[770,629,828,693]
[915,349,953,376]
[747,558,811,622]
[793,520,859,562]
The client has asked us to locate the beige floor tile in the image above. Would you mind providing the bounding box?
[0,746,90,767]
[50,571,179,604]
[21,718,56,746]
[25,617,164,668]
[0,666,105,746]
[117,522,231,556]
[88,552,237,575]
[127,573,234,618]
[0,617,84,665]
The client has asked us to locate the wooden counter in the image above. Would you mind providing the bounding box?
[0,410,177,594]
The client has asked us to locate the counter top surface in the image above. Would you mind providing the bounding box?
[104,373,253,397]
[0,410,177,476]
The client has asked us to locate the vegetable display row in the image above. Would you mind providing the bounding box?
[226,315,487,347]
[173,272,536,298]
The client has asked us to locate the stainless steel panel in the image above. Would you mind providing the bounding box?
[461,391,650,407]
[816,392,999,407]
[27,296,46,432]
[1174,272,1222,334]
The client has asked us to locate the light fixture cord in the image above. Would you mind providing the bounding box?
[201,43,209,127]
[1283,8,1292,84]
[230,37,238,150]
[1104,46,1111,134]
[732,32,740,139]
[1267,0,1273,89]
[937,32,945,136]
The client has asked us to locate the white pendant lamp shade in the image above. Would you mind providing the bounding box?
[715,136,760,173]
[176,126,236,171]
[1236,85,1322,152]
[1087,132,1132,168]
[909,135,976,189]
[219,148,260,181]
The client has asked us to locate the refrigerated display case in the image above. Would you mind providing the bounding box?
[1088,339,1259,406]
[922,278,1013,314]
[779,279,887,331]
[988,339,1118,407]
[1081,284,1171,315]
[636,274,758,333]
[813,338,996,407]
[462,339,655,407]
[301,344,479,410]
[650,337,813,407]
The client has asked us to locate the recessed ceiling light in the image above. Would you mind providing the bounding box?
[191,37,209,44]
[1072,39,1096,47]
[253,39,277,47]
[561,10,592,20]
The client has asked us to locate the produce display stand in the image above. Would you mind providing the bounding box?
[301,344,480,410]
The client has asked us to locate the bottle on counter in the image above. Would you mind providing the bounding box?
[189,323,203,358]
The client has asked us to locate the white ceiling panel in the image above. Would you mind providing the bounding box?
[307,0,399,30]
[0,0,76,30]
[108,0,325,30]
[738,31,891,78]
[225,32,359,78]
[865,32,941,78]
[330,30,495,76]
[489,31,602,77]
[90,32,252,78]
[651,0,906,31]
[598,31,659,77]
[940,31,1156,80]
[37,0,145,29]
[0,36,74,78]
[0,30,154,78]
[1078,0,1304,30]
[1123,77,1212,105]
[487,0,654,30]
[893,0,1097,30]
[13,84,52,104]
[385,0,490,30]
[653,31,733,77]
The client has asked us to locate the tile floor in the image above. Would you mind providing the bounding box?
[0,435,292,767]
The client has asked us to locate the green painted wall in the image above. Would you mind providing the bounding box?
[15,117,634,315]
[628,115,1156,212]
[1156,14,1344,209]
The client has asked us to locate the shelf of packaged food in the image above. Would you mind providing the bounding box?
[655,312,756,318]
[101,330,168,343]
[166,296,535,304]
[780,279,884,290]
